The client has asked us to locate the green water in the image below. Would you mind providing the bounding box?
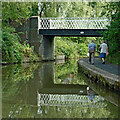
[2,59,120,119]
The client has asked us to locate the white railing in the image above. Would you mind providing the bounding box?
[39,17,110,29]
[37,93,106,108]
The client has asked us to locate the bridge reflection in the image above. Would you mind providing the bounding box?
[37,62,105,110]
[37,93,105,108]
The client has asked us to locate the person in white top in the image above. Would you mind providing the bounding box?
[100,40,108,64]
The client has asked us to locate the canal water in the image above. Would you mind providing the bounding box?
[2,59,120,119]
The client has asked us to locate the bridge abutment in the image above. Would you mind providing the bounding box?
[18,16,55,61]
[29,16,55,61]
[42,35,55,61]
[26,16,41,55]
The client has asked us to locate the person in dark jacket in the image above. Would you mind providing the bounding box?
[88,40,96,65]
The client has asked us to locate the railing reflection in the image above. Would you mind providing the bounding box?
[37,93,106,111]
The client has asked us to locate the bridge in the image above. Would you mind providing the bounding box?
[21,16,110,60]
[39,17,110,37]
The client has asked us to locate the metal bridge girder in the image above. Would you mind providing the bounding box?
[39,29,106,37]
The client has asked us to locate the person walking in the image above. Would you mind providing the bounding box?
[88,40,96,65]
[100,40,108,64]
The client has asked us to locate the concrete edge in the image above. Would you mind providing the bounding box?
[78,60,120,91]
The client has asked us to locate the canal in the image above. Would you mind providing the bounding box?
[2,59,120,119]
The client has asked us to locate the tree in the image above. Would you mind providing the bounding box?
[2,2,38,63]
[2,2,34,27]
[101,2,120,64]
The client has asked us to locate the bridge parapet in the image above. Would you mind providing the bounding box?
[40,17,110,29]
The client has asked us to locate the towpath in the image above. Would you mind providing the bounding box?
[82,57,119,76]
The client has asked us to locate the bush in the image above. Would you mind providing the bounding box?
[2,27,23,63]
[2,27,38,63]
[102,9,120,64]
[55,37,88,59]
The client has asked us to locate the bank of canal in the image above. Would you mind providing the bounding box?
[2,59,120,119]
[78,58,120,91]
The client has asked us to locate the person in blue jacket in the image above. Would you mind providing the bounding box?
[88,40,96,65]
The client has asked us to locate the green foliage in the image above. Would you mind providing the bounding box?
[55,37,88,59]
[2,2,39,63]
[106,51,120,65]
[30,3,39,16]
[101,2,120,64]
[100,2,120,18]
[2,27,23,63]
[2,2,33,26]
[39,2,107,18]
[104,12,120,53]
[39,2,68,17]
[22,42,38,62]
[2,27,38,63]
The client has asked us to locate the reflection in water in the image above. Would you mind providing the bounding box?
[37,93,105,108]
[2,60,119,118]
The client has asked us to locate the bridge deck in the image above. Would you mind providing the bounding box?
[39,29,106,37]
[39,17,109,37]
